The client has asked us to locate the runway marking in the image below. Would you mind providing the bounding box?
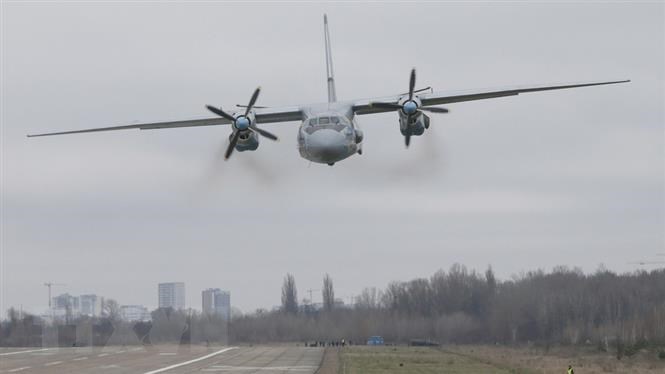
[73,357,89,361]
[98,353,110,357]
[143,347,237,374]
[0,349,50,356]
[100,365,120,369]
[44,361,63,366]
[159,352,177,355]
[8,367,32,373]
[203,365,318,372]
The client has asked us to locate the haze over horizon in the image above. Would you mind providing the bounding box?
[2,2,663,315]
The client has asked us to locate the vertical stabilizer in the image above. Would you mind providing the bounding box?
[324,14,337,103]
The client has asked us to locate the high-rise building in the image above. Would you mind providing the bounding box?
[202,288,231,320]
[120,305,151,321]
[52,293,80,319]
[79,294,101,317]
[202,289,215,314]
[158,282,185,310]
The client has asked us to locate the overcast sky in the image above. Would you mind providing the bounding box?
[2,2,663,314]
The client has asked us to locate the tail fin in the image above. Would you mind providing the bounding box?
[324,14,337,103]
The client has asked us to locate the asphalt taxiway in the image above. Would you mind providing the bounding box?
[0,345,322,373]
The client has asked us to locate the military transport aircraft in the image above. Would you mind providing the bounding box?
[28,15,629,166]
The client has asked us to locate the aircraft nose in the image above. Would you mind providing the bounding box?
[307,129,348,161]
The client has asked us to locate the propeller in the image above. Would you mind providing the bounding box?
[369,69,449,147]
[205,87,278,160]
[370,69,449,115]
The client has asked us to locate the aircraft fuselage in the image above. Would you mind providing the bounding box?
[297,105,362,165]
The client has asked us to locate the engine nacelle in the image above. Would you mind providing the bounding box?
[230,111,260,152]
[399,112,427,137]
[231,130,259,152]
[396,96,430,137]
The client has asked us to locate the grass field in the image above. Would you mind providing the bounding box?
[339,346,518,374]
[337,345,665,374]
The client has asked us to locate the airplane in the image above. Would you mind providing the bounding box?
[28,15,630,166]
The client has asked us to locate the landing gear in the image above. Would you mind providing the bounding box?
[357,149,362,155]
[328,162,335,166]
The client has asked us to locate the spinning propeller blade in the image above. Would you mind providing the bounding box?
[225,130,241,160]
[250,125,278,141]
[368,68,450,147]
[245,87,261,116]
[205,105,235,121]
[408,68,416,101]
[207,87,278,160]
[420,107,449,113]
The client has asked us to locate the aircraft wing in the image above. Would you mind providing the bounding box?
[27,106,303,137]
[352,80,630,115]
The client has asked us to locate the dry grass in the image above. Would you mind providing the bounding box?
[339,346,516,374]
[443,345,665,374]
[336,345,665,373]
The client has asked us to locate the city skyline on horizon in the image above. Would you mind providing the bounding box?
[11,281,235,318]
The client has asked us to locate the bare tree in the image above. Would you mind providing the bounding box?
[281,273,298,314]
[322,274,335,312]
[356,287,382,309]
[485,265,497,296]
[102,298,121,321]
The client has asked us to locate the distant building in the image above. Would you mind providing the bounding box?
[300,302,322,314]
[52,293,80,318]
[158,282,185,310]
[79,294,101,317]
[202,288,230,320]
[334,298,346,308]
[120,305,151,321]
[52,293,79,310]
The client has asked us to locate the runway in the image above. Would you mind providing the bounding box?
[0,345,323,373]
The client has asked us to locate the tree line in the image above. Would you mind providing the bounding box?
[235,265,665,353]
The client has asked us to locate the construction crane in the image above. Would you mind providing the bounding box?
[44,282,66,309]
[306,288,320,305]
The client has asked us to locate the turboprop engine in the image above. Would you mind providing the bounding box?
[397,96,429,138]
[230,112,260,152]
[369,68,449,147]
[205,87,278,159]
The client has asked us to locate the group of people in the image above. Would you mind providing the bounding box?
[305,339,349,347]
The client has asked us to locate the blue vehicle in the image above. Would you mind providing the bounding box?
[366,336,384,346]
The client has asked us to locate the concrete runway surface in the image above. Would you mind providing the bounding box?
[0,345,323,373]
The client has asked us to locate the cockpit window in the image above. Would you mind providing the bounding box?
[308,118,318,126]
[330,116,340,124]
[318,117,330,125]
